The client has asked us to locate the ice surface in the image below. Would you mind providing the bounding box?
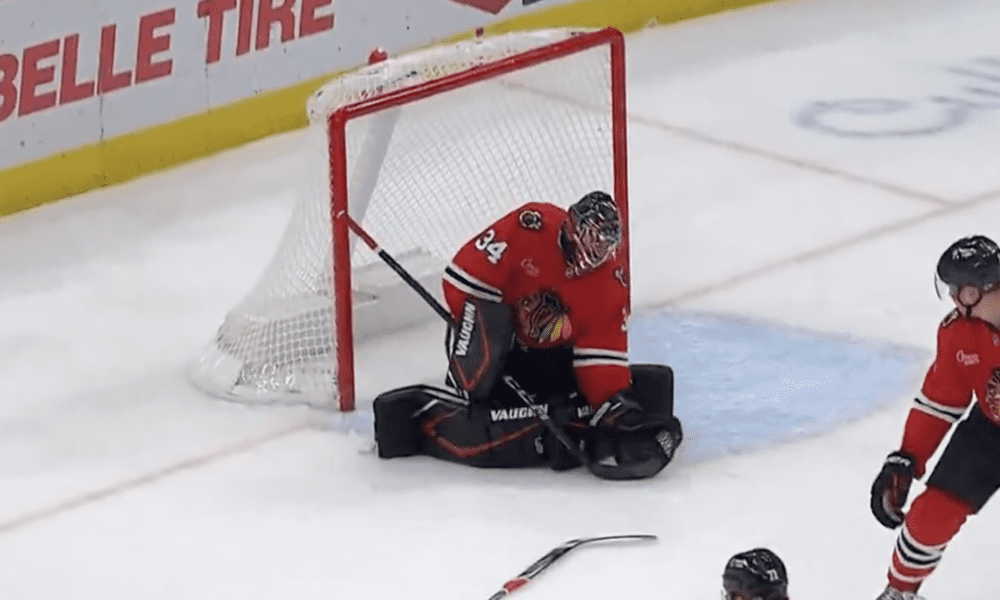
[2,1,999,598]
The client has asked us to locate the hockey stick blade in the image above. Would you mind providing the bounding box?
[486,534,657,600]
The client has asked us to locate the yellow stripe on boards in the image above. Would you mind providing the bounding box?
[0,0,776,216]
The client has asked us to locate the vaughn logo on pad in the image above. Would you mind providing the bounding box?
[491,405,547,421]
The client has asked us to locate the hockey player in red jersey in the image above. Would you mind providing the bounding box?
[373,191,683,480]
[870,235,1000,600]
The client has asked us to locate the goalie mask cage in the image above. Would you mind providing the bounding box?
[191,27,628,411]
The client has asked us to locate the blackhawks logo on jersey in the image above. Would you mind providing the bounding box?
[518,290,572,345]
[518,209,543,230]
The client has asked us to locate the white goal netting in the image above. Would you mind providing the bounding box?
[191,28,624,409]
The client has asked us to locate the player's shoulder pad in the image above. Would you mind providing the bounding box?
[515,202,564,233]
[940,309,961,329]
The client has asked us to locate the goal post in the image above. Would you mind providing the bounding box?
[191,27,629,411]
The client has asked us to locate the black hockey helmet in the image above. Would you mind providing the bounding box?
[559,191,622,277]
[722,548,789,600]
[935,235,1000,306]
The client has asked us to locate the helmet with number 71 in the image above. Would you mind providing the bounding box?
[722,548,789,600]
[559,191,623,277]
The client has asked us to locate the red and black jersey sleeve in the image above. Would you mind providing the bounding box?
[900,312,974,478]
[441,203,560,320]
[570,268,632,408]
[573,334,631,408]
[441,218,515,319]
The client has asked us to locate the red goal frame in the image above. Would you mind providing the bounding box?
[327,27,628,411]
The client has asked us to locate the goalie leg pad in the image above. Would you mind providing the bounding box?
[448,298,514,401]
[411,387,586,470]
[376,376,588,471]
[630,363,675,417]
[373,384,466,459]
[420,401,549,468]
[630,364,683,458]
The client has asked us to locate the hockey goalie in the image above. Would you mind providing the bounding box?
[371,191,683,480]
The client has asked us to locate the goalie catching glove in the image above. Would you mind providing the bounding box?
[585,391,683,480]
[870,450,917,529]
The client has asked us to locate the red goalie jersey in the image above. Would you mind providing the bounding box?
[442,202,631,408]
[902,309,1000,476]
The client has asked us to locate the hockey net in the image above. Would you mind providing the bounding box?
[190,27,628,411]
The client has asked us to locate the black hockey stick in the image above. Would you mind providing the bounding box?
[500,374,621,480]
[346,217,453,323]
[486,534,657,600]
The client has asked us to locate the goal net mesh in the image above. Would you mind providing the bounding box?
[191,28,621,409]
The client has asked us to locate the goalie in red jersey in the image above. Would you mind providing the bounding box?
[870,235,1000,600]
[373,191,683,480]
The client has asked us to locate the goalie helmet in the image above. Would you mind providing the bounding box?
[935,235,1000,306]
[722,548,789,600]
[559,191,622,277]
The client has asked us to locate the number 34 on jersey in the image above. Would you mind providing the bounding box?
[474,229,509,264]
